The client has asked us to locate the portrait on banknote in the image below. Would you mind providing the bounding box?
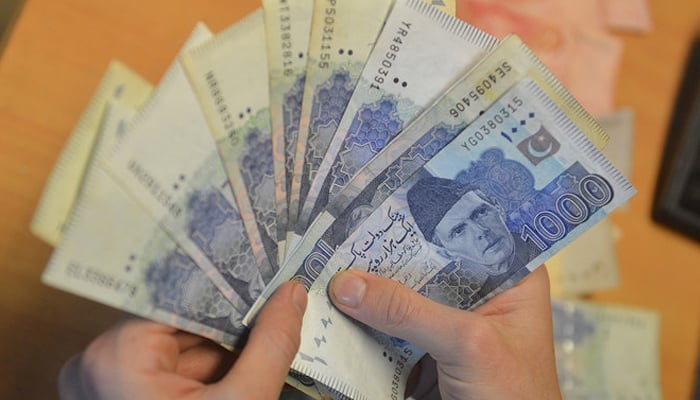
[407,175,540,308]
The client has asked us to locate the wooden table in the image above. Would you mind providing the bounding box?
[0,0,698,398]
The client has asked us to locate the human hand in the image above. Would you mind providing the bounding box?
[328,266,562,400]
[60,281,307,400]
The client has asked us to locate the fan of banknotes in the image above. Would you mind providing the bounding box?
[30,1,643,399]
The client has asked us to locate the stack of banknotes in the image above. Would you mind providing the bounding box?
[31,1,641,398]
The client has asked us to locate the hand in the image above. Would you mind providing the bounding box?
[328,266,562,400]
[60,281,307,400]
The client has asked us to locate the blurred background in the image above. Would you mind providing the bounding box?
[1,0,699,398]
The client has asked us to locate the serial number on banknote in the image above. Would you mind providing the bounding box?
[205,71,235,133]
[450,61,513,118]
[460,96,523,151]
[67,262,137,298]
[318,0,337,69]
[127,159,183,218]
[389,347,413,400]
[369,21,412,91]
[277,3,295,76]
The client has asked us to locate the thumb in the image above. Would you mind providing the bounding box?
[329,270,478,360]
[215,281,307,399]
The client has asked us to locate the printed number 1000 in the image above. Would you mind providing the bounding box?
[521,174,613,251]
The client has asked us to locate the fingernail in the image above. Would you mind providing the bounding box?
[291,281,308,315]
[330,271,366,308]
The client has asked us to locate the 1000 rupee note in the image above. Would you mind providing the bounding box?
[248,35,609,317]
[552,300,661,399]
[290,78,635,400]
[296,0,499,241]
[31,61,152,246]
[103,24,269,310]
[183,10,279,273]
[286,0,394,257]
[263,0,314,262]
[43,101,247,347]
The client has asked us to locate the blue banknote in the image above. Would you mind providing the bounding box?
[286,0,394,255]
[185,183,266,307]
[296,0,498,236]
[182,14,281,277]
[286,79,635,400]
[229,113,279,271]
[295,69,355,229]
[263,0,314,261]
[245,35,614,321]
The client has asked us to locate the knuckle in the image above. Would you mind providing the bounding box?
[260,325,301,362]
[458,318,497,355]
[381,282,417,329]
[81,334,115,383]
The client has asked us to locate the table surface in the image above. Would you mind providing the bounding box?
[1,0,699,398]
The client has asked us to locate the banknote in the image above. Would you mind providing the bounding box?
[42,101,247,347]
[247,35,610,319]
[295,0,499,240]
[287,78,635,400]
[103,24,270,309]
[183,10,279,274]
[263,0,314,263]
[30,61,152,246]
[548,217,620,297]
[552,300,661,399]
[286,0,394,257]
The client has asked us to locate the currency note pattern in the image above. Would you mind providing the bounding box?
[292,122,468,289]
[298,69,355,216]
[146,247,246,335]
[283,73,306,210]
[412,149,603,310]
[303,97,406,228]
[186,188,265,307]
[329,97,404,192]
[239,124,279,265]
[293,157,627,400]
[304,79,631,308]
